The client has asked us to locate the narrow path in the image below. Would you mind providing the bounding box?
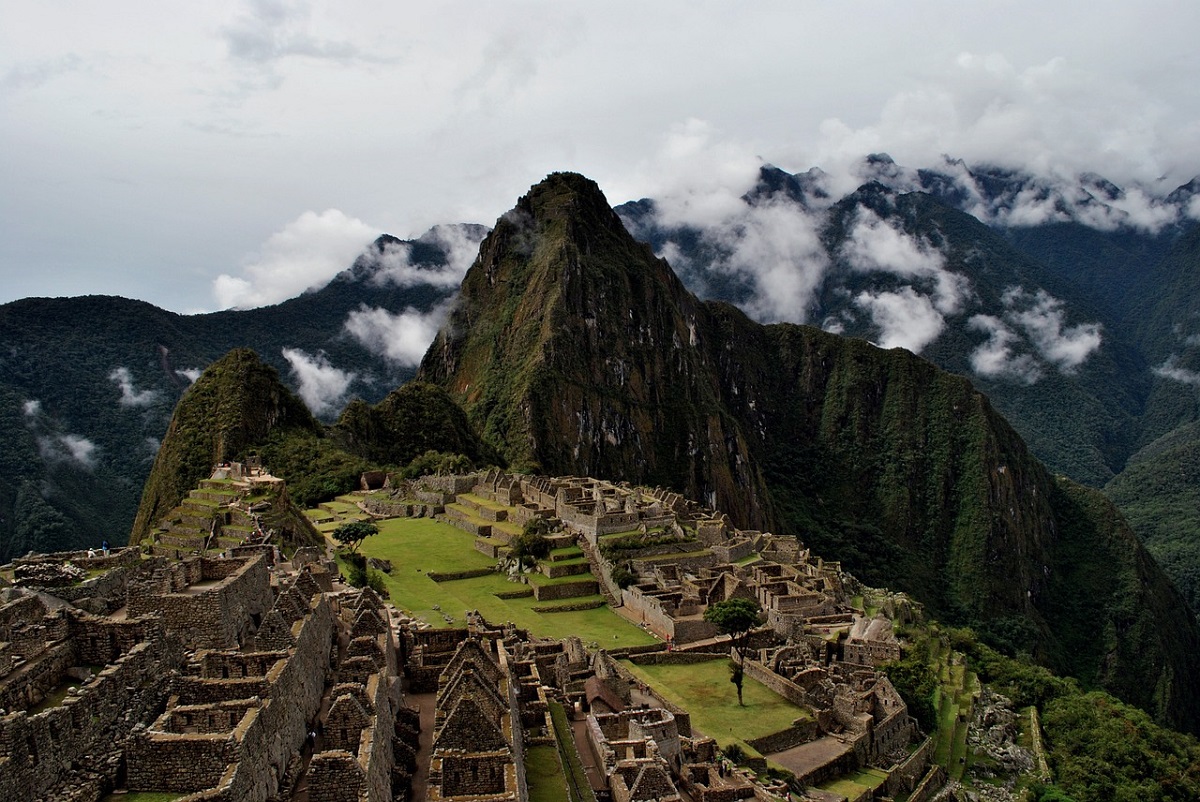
[409,691,437,801]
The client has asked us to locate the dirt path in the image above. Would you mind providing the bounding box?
[408,691,437,800]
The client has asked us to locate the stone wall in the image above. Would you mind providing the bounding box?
[744,719,818,754]
[0,638,178,801]
[742,660,810,709]
[0,640,74,712]
[127,593,334,801]
[883,736,933,798]
[531,578,599,601]
[34,567,131,614]
[133,555,272,650]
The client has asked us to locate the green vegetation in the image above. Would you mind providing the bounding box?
[703,597,762,705]
[132,349,320,543]
[548,700,597,802]
[938,626,1200,801]
[525,744,569,802]
[102,794,180,802]
[1106,419,1200,621]
[881,633,938,730]
[332,520,378,552]
[622,658,808,754]
[352,516,655,646]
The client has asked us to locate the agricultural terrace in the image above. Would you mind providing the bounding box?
[622,657,810,756]
[349,515,657,648]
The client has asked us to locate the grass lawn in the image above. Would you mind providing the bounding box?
[526,744,568,802]
[549,700,596,802]
[819,767,890,799]
[103,794,180,802]
[622,658,808,753]
[355,517,656,647]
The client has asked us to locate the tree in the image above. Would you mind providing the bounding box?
[509,530,551,567]
[332,520,378,553]
[703,597,762,705]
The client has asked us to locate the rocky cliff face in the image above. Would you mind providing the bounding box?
[417,172,774,528]
[418,172,1200,731]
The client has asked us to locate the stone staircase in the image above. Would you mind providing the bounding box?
[147,479,265,557]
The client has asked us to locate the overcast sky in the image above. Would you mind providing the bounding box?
[2,1,1198,313]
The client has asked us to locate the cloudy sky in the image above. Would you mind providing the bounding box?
[2,1,1198,313]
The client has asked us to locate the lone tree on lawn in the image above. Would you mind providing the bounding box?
[332,521,378,553]
[703,597,762,706]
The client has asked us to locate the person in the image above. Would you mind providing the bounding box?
[87,548,96,558]
[101,539,109,556]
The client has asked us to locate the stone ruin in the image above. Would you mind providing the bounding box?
[1,469,945,801]
[0,544,409,802]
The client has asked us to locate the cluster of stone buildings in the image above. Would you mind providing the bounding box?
[0,468,942,801]
[0,542,411,802]
[365,470,938,800]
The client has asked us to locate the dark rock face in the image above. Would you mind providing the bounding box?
[418,172,1200,732]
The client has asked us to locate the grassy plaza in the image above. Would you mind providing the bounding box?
[354,516,657,648]
[621,657,809,753]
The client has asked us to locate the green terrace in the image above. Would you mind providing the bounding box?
[622,657,811,758]
[817,767,889,800]
[349,516,657,648]
[928,633,980,782]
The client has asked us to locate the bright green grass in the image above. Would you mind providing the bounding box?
[526,744,568,802]
[820,767,890,798]
[548,700,597,802]
[355,517,655,647]
[622,658,808,752]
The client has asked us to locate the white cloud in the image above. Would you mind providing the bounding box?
[1003,288,1101,372]
[1153,355,1200,386]
[625,119,766,230]
[178,367,203,383]
[222,0,369,66]
[22,399,40,417]
[343,302,451,367]
[620,122,831,324]
[1189,196,1200,221]
[812,53,1195,199]
[213,209,381,309]
[108,366,159,407]
[967,314,1042,383]
[841,208,970,315]
[281,347,356,417]
[853,287,945,353]
[38,433,98,470]
[365,225,485,289]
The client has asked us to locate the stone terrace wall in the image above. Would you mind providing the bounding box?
[743,660,810,708]
[0,640,74,712]
[128,594,334,801]
[221,593,335,801]
[0,638,177,801]
[144,555,272,650]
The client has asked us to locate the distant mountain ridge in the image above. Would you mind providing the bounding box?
[0,226,480,560]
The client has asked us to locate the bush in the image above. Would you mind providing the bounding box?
[510,531,551,566]
[611,565,636,589]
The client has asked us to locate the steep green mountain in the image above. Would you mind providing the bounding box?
[1106,420,1200,621]
[131,348,322,542]
[331,381,499,468]
[135,350,497,541]
[417,172,774,528]
[418,172,1200,732]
